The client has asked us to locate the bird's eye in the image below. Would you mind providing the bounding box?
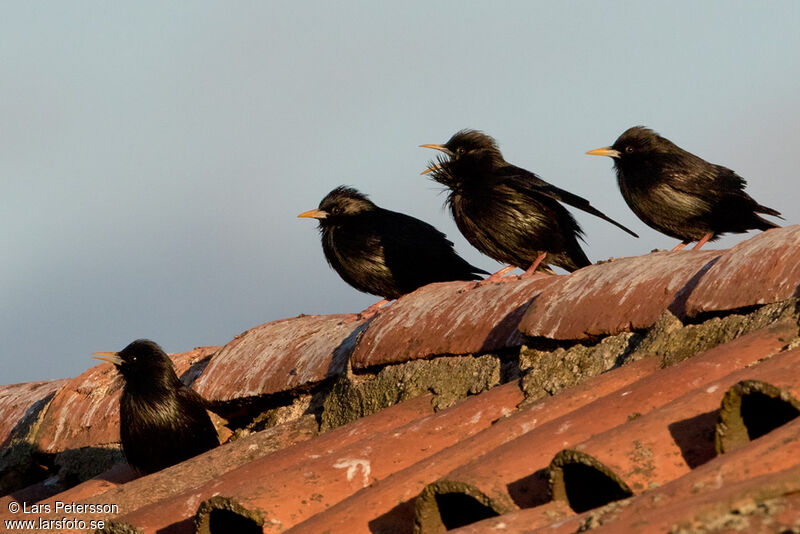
[625,146,634,154]
[456,147,465,156]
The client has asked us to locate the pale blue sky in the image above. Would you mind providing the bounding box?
[2,2,798,383]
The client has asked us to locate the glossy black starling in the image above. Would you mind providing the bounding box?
[587,126,782,250]
[93,339,219,475]
[298,186,487,302]
[421,129,638,274]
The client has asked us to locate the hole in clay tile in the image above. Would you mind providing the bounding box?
[198,509,262,534]
[559,462,633,513]
[549,450,633,514]
[741,391,800,440]
[194,496,263,534]
[716,380,800,453]
[433,492,499,530]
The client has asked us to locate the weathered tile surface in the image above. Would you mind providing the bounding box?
[519,250,721,340]
[0,379,66,446]
[685,225,800,317]
[352,277,553,369]
[194,314,367,401]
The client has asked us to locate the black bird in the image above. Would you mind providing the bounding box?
[298,186,486,311]
[93,339,219,474]
[420,129,638,275]
[587,126,782,250]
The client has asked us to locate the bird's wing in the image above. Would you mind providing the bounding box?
[665,164,750,198]
[664,164,783,219]
[499,165,640,238]
[379,209,489,275]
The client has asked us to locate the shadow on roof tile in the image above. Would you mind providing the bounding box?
[412,320,795,532]
[546,344,800,515]
[287,356,661,534]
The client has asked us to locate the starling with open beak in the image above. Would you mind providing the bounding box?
[421,129,638,275]
[93,339,219,475]
[298,186,486,312]
[587,126,781,250]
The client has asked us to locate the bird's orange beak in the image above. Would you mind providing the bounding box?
[92,352,123,365]
[297,209,328,219]
[419,143,451,154]
[419,144,452,175]
[586,147,621,158]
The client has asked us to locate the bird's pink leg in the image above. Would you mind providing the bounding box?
[519,252,548,279]
[484,265,517,282]
[671,241,689,251]
[691,232,713,251]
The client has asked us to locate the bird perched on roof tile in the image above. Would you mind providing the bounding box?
[586,126,782,250]
[298,186,487,313]
[420,129,638,276]
[93,339,219,474]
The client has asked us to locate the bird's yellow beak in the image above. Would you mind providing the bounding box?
[586,147,621,158]
[297,209,328,219]
[419,144,452,175]
[419,144,453,155]
[92,352,123,365]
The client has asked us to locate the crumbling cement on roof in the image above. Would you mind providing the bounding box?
[636,299,799,367]
[518,299,799,404]
[320,354,503,430]
[50,445,124,490]
[232,393,315,437]
[576,497,633,531]
[520,332,641,403]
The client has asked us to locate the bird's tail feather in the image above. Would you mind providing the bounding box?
[756,204,783,219]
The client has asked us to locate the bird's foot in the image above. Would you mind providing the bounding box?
[691,233,713,251]
[477,265,517,285]
[356,299,391,320]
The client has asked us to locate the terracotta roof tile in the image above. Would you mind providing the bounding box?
[447,501,573,533]
[518,250,721,340]
[686,225,800,317]
[0,463,136,523]
[134,385,522,534]
[287,357,660,534]
[454,416,800,533]
[586,417,800,533]
[351,277,552,369]
[412,320,795,531]
[447,360,800,533]
[548,344,800,515]
[193,314,367,401]
[0,379,66,446]
[12,415,319,533]
[103,394,436,533]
